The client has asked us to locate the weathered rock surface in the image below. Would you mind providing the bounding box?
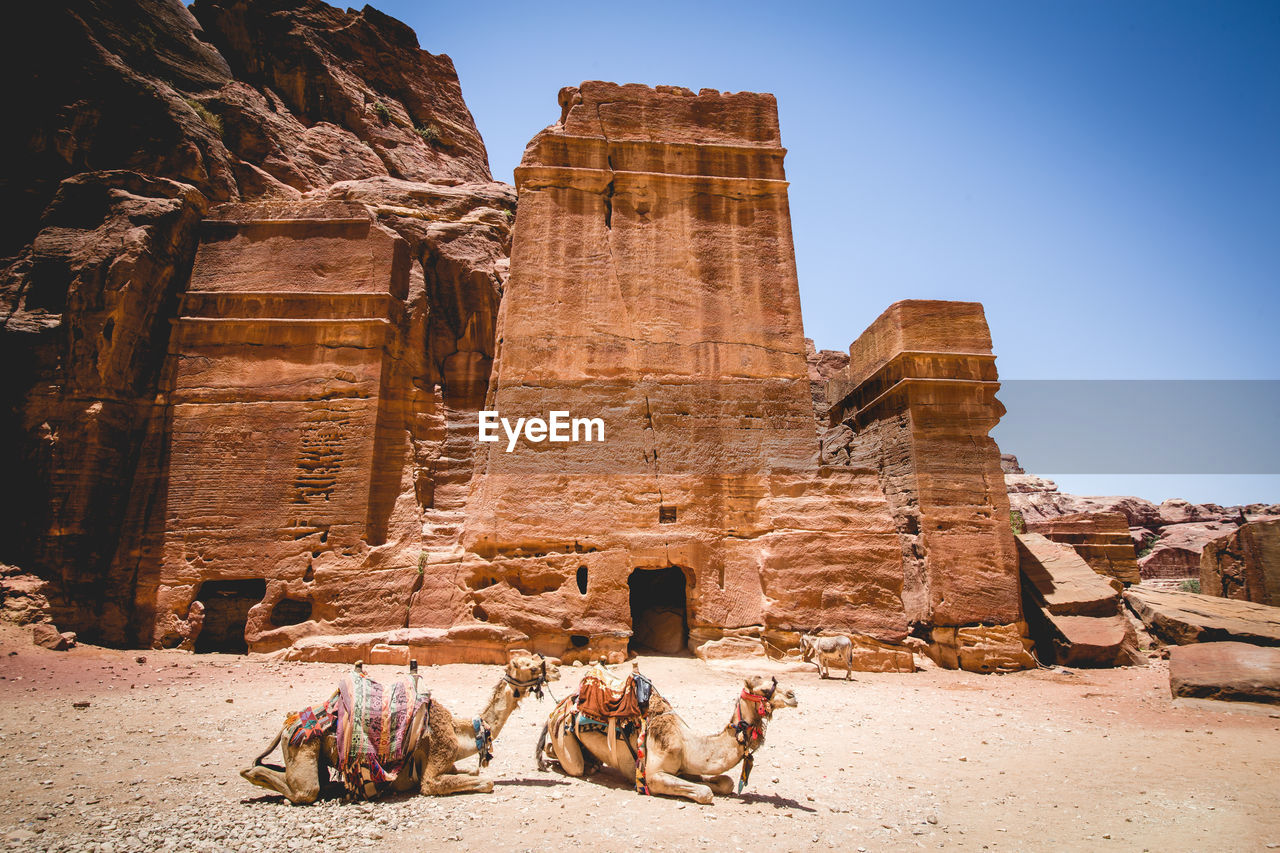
[31,622,74,651]
[6,2,1048,665]
[1124,587,1280,647]
[2,171,209,639]
[1201,520,1280,606]
[1026,512,1141,586]
[925,623,1035,673]
[0,565,52,626]
[1168,641,1280,704]
[1003,456,1278,589]
[805,338,849,426]
[2,0,511,647]
[843,633,916,673]
[825,301,1027,665]
[190,0,494,186]
[273,624,532,665]
[1018,534,1121,617]
[693,634,769,662]
[1138,521,1234,581]
[437,84,1026,671]
[1017,533,1139,667]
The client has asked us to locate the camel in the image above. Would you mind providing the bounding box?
[241,653,559,803]
[537,673,797,804]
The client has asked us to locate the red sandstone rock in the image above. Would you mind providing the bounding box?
[1124,587,1280,646]
[1039,614,1138,668]
[805,338,849,425]
[449,82,920,663]
[1201,520,1280,606]
[1138,522,1233,581]
[275,624,532,665]
[3,2,1063,667]
[1026,512,1141,586]
[2,171,209,640]
[1017,534,1139,667]
[825,300,1026,662]
[926,624,1035,673]
[1017,534,1121,618]
[32,623,72,651]
[2,0,513,649]
[1168,641,1280,704]
[0,566,52,626]
[693,635,769,662]
[189,0,494,186]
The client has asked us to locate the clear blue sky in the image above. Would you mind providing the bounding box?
[376,0,1279,506]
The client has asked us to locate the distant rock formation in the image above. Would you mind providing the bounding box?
[1201,520,1280,606]
[1003,455,1278,588]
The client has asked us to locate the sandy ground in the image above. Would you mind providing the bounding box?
[1,623,1277,853]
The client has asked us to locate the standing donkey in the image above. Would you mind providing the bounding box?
[798,632,854,680]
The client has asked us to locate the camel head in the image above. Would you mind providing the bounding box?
[503,652,561,699]
[744,674,798,712]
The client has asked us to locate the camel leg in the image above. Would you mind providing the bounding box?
[240,736,322,805]
[548,726,588,777]
[682,773,735,795]
[418,754,494,796]
[646,769,713,804]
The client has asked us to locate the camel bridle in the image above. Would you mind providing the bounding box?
[503,658,549,700]
[729,677,778,794]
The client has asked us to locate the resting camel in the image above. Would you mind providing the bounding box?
[242,653,559,803]
[537,674,797,804]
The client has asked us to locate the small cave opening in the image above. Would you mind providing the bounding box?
[473,605,489,622]
[193,579,267,654]
[570,634,589,648]
[628,565,689,655]
[270,597,312,627]
[576,565,588,595]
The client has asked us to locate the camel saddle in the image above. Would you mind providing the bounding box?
[575,664,651,720]
[333,670,430,799]
[560,665,656,767]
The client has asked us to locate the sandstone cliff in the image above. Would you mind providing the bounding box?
[4,2,1061,670]
[1,0,512,644]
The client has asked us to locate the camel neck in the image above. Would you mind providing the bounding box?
[477,681,522,739]
[731,695,770,749]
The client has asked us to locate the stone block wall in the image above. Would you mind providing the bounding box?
[824,300,1028,668]
[147,202,416,651]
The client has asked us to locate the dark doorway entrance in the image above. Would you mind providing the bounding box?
[193,579,266,654]
[628,566,689,654]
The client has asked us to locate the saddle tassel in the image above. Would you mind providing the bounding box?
[738,753,754,793]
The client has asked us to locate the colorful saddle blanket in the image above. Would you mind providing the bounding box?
[283,692,340,746]
[334,672,430,799]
